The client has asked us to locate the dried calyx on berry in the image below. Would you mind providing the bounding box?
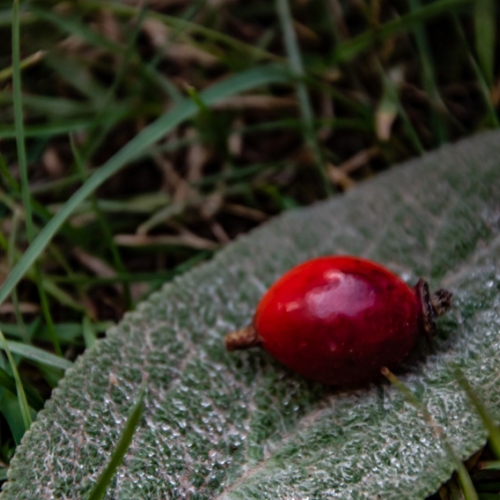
[414,279,453,341]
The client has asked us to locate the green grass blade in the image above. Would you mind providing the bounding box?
[0,118,92,139]
[35,273,61,356]
[382,368,478,500]
[8,210,29,344]
[0,91,100,116]
[0,391,28,445]
[0,468,7,481]
[45,54,109,106]
[41,278,86,312]
[70,135,132,309]
[276,0,331,196]
[0,366,45,411]
[29,170,95,196]
[4,341,73,371]
[474,0,495,86]
[86,383,146,500]
[0,329,31,431]
[454,368,500,459]
[334,0,474,63]
[12,0,32,239]
[82,316,96,350]
[51,193,171,215]
[3,217,81,312]
[0,120,92,139]
[0,367,18,396]
[408,0,448,145]
[0,321,110,344]
[474,482,500,493]
[0,64,289,307]
[451,14,499,128]
[71,6,148,170]
[31,6,121,53]
[12,0,61,355]
[478,462,500,471]
[0,150,17,189]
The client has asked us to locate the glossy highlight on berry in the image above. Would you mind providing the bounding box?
[225,256,452,386]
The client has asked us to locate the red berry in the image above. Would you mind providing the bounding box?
[225,256,452,386]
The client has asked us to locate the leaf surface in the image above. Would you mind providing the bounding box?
[2,131,500,499]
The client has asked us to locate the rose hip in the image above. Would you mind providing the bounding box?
[225,256,452,386]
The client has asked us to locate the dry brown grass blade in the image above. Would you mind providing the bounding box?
[0,303,40,314]
[114,233,218,250]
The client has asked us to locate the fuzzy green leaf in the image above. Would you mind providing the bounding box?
[2,131,500,499]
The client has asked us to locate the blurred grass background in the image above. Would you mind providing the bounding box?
[0,0,499,497]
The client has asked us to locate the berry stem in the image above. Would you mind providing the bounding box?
[225,325,262,351]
